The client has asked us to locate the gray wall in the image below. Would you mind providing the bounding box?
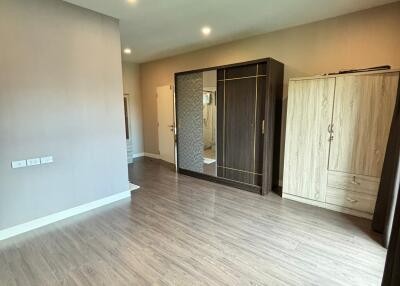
[0,0,129,230]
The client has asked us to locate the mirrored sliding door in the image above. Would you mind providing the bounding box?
[175,58,284,194]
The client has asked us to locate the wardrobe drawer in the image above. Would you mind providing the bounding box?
[327,171,380,195]
[326,187,377,214]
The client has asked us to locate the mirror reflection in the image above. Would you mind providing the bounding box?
[202,71,217,177]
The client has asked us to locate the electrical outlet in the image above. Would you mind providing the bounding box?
[40,156,53,164]
[27,158,41,166]
[11,160,27,169]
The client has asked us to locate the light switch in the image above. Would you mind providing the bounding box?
[27,158,41,166]
[40,156,53,164]
[12,160,27,169]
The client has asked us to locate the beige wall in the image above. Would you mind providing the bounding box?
[122,62,144,160]
[0,0,128,230]
[140,2,400,180]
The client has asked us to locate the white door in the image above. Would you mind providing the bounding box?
[157,85,175,164]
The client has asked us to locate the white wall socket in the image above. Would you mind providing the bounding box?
[27,158,41,166]
[11,160,27,169]
[12,156,53,169]
[40,156,53,164]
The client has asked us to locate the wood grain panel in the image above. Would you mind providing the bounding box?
[326,187,377,214]
[224,64,257,79]
[283,78,335,202]
[327,171,380,196]
[329,73,399,177]
[216,81,225,178]
[217,69,225,81]
[262,59,284,195]
[217,61,282,188]
[255,75,266,176]
[257,62,267,76]
[218,167,260,185]
[224,77,257,175]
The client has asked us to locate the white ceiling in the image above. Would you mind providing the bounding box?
[64,0,397,63]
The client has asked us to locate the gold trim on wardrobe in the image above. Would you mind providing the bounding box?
[223,69,226,178]
[217,165,262,176]
[253,64,259,184]
[217,74,267,82]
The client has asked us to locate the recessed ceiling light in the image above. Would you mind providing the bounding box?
[126,0,137,4]
[201,26,211,36]
[123,48,132,54]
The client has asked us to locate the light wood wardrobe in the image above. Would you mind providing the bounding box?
[283,69,400,219]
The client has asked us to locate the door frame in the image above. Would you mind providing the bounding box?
[123,93,132,141]
[123,93,134,163]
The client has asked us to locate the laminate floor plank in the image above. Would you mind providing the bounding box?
[0,158,386,286]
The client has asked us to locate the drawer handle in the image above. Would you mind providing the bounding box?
[346,197,358,203]
[351,176,360,185]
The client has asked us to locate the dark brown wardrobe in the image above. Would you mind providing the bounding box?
[175,58,283,195]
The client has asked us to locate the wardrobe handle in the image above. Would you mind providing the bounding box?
[328,124,334,133]
[261,120,265,134]
[346,197,358,203]
[351,176,360,185]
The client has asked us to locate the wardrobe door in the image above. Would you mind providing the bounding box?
[224,77,257,184]
[176,72,204,173]
[329,73,399,177]
[217,63,266,186]
[283,78,335,202]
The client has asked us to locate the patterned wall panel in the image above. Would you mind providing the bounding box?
[176,72,204,173]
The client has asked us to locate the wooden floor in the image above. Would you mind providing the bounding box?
[0,158,386,286]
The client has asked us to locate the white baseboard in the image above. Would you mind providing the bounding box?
[144,152,160,159]
[0,190,132,241]
[132,152,145,159]
[129,183,140,191]
[131,152,160,160]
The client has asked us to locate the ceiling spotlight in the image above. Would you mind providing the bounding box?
[123,48,132,54]
[201,26,211,36]
[127,0,137,3]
